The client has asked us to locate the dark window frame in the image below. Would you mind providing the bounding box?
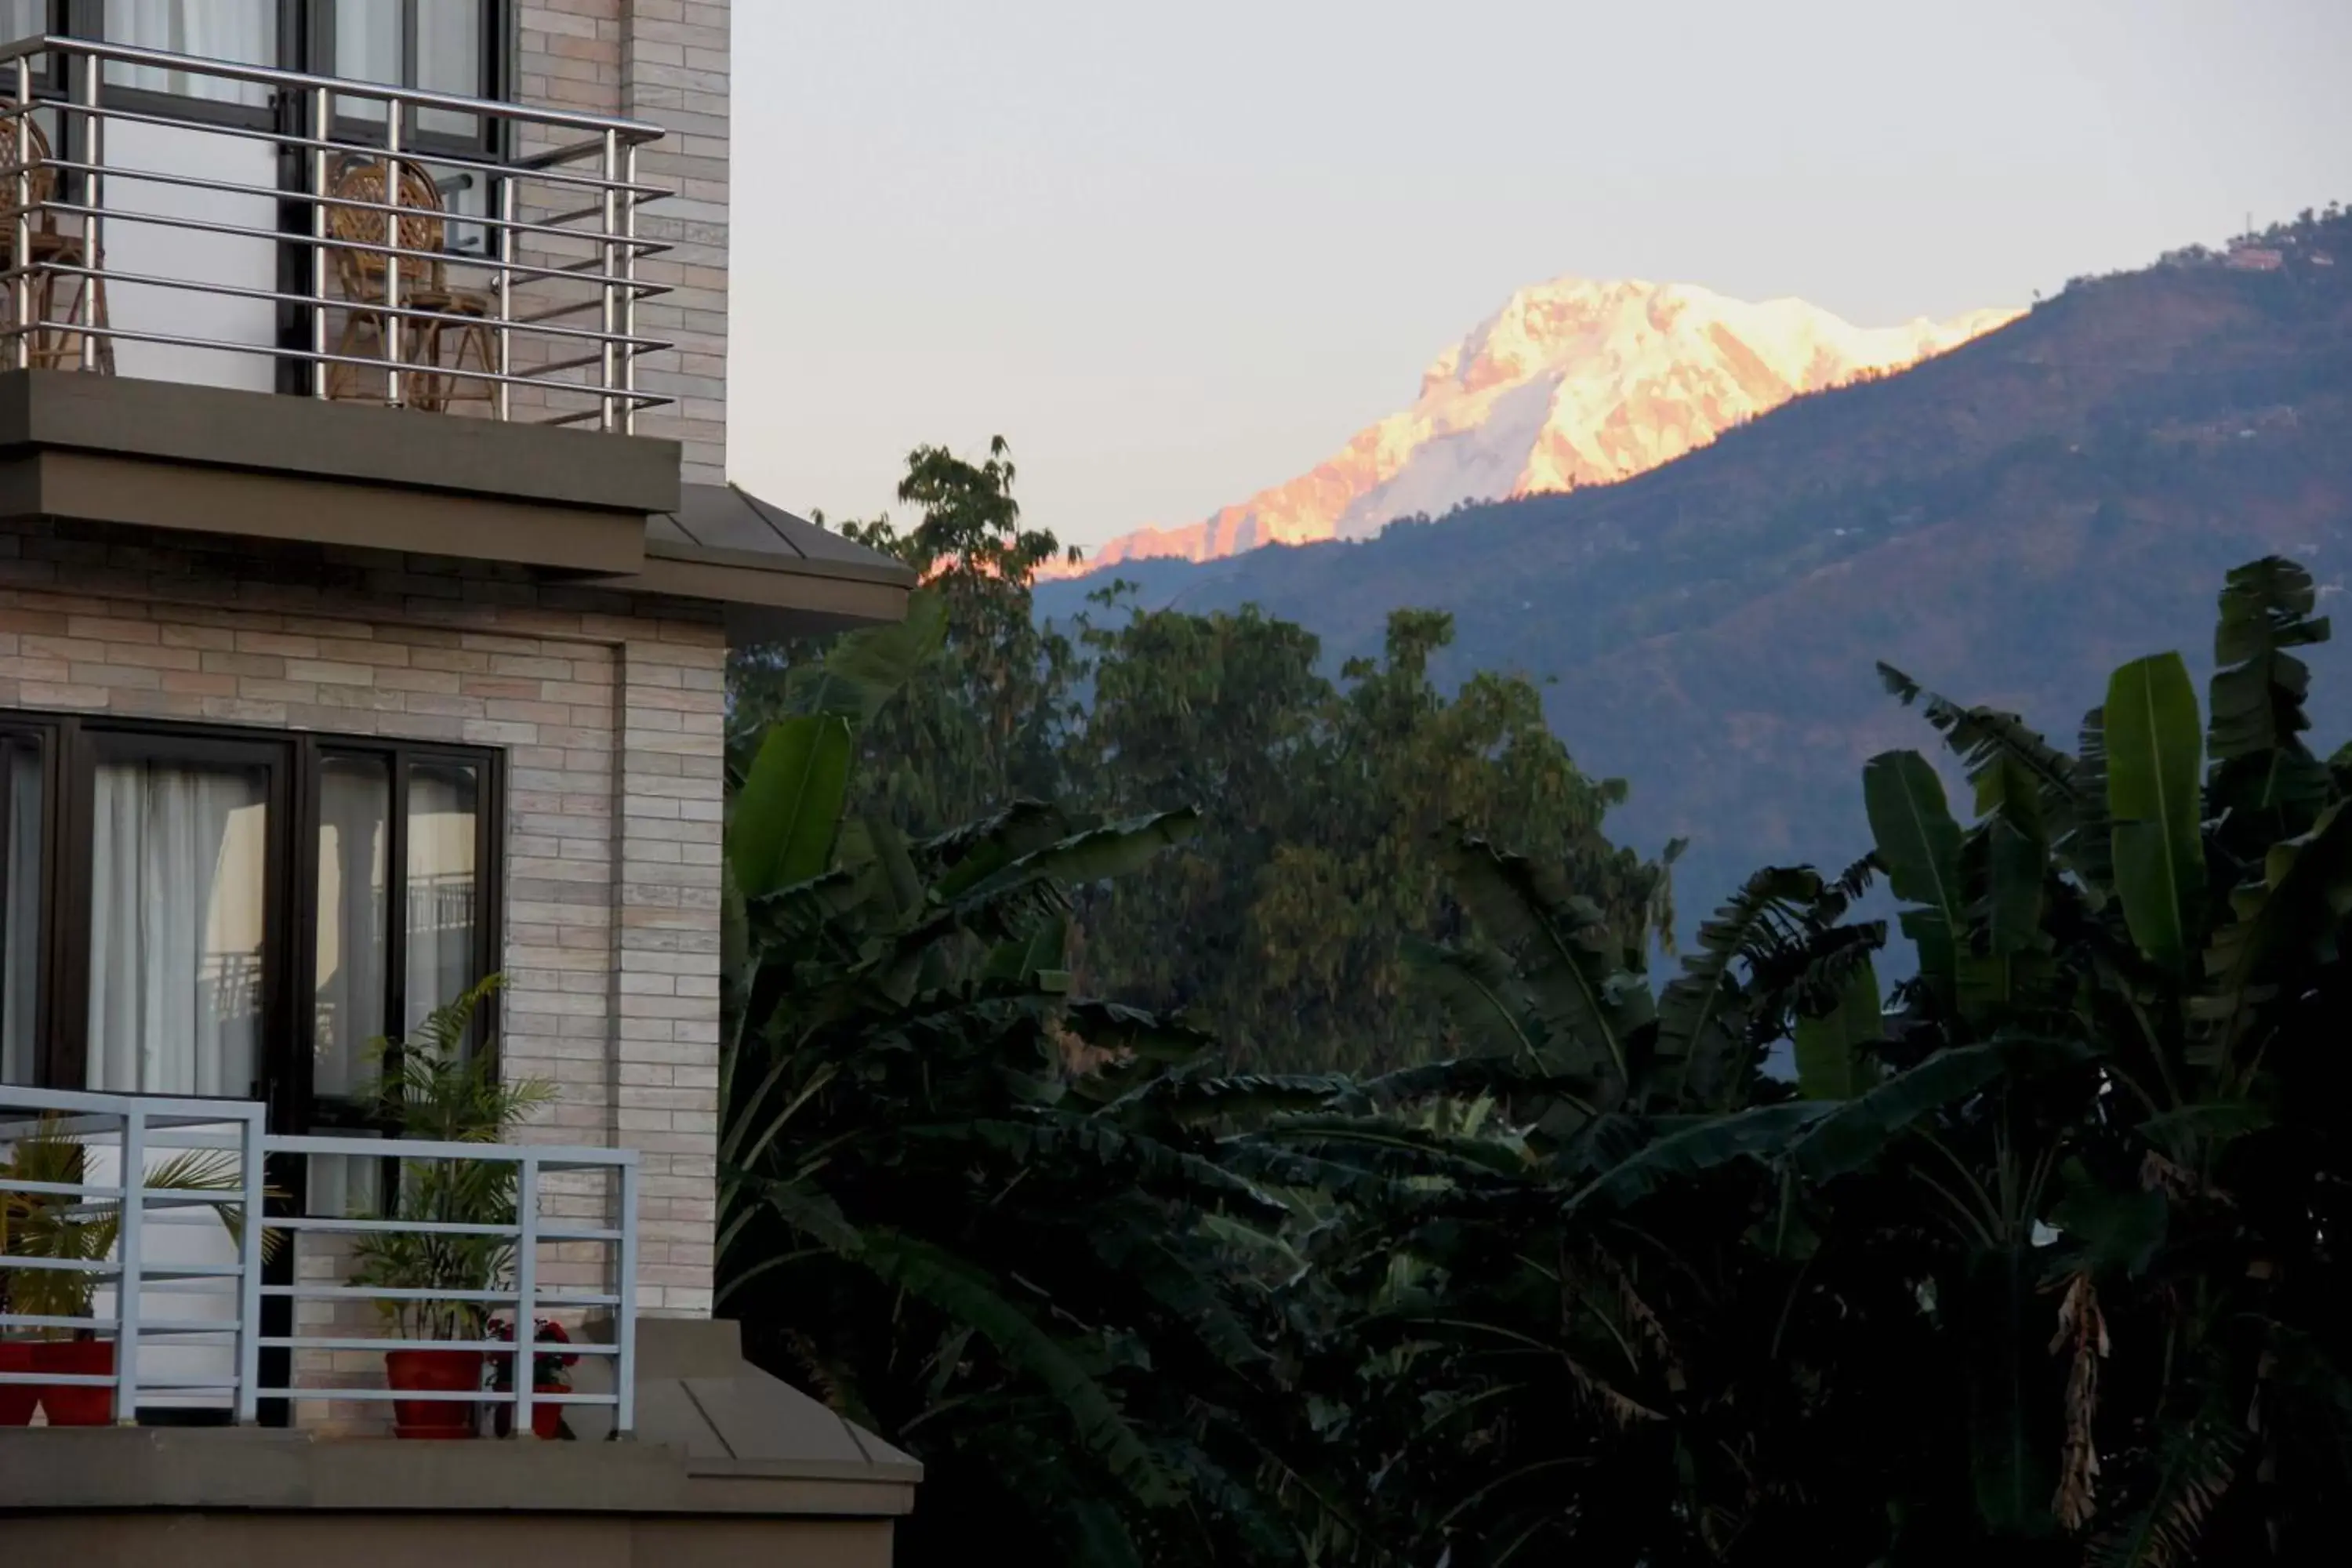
[0,710,504,1136]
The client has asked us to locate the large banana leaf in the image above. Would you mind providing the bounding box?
[1864,750,1965,979]
[1655,866,1821,1109]
[730,715,854,897]
[786,588,948,724]
[1792,956,1884,1101]
[1441,832,1652,1092]
[2207,557,2332,842]
[2106,653,2206,971]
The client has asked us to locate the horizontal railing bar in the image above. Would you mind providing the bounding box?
[0,318,673,410]
[0,1087,267,1122]
[0,34,666,140]
[20,151,673,251]
[263,1216,622,1243]
[2,97,666,201]
[0,1177,128,1198]
[263,1134,640,1167]
[261,1286,622,1307]
[13,198,670,296]
[252,1386,619,1406]
[0,1372,116,1386]
[5,255,671,350]
[260,1337,619,1356]
[0,1313,118,1330]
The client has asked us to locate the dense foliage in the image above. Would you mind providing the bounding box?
[732,445,1668,1076]
[722,445,2352,1564]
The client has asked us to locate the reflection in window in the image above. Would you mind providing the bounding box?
[0,733,39,1084]
[103,0,278,108]
[314,754,390,1100]
[85,759,268,1096]
[333,0,484,139]
[0,2,45,49]
[405,760,479,1034]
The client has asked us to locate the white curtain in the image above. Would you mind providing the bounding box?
[314,757,389,1100]
[103,0,277,106]
[404,764,478,1035]
[0,744,40,1084]
[0,2,45,48]
[85,760,267,1098]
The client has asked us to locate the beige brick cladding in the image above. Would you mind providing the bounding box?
[0,518,724,1327]
[513,1,731,486]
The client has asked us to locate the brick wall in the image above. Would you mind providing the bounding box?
[0,517,724,1421]
[512,1,731,485]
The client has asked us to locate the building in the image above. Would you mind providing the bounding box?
[0,5,921,1563]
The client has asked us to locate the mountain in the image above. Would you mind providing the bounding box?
[1052,278,2018,579]
[1038,214,2352,936]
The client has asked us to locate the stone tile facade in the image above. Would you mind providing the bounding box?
[0,518,724,1352]
[512,0,731,486]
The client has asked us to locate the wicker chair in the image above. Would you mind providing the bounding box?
[0,104,112,372]
[324,154,492,412]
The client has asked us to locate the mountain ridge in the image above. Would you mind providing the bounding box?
[1051,276,2017,580]
[1037,216,2352,935]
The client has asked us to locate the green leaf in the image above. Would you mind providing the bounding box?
[1441,832,1652,1093]
[1792,956,1885,1101]
[789,587,948,725]
[1564,1102,1833,1213]
[850,1229,1179,1508]
[1786,1036,2080,1181]
[2105,652,2205,971]
[1657,866,1821,1109]
[730,716,854,897]
[1864,750,1965,979]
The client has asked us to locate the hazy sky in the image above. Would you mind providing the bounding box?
[728,0,2352,552]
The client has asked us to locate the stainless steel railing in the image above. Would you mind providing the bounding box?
[0,33,671,432]
[0,1083,641,1436]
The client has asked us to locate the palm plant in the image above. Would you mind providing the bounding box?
[347,974,554,1343]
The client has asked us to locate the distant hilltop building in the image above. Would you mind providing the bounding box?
[2227,243,2285,273]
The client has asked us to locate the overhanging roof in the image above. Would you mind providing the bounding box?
[602,482,918,643]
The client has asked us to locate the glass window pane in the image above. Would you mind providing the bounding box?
[314,754,390,1101]
[405,760,480,1036]
[86,758,269,1097]
[0,733,41,1085]
[329,0,395,123]
[104,0,278,108]
[0,2,46,46]
[416,0,482,138]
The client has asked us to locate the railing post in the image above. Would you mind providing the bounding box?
[383,99,404,407]
[620,141,639,436]
[113,1105,145,1426]
[511,1153,539,1439]
[13,54,31,370]
[311,85,330,397]
[495,172,514,421]
[235,1104,265,1425]
[79,50,101,372]
[615,1158,637,1438]
[598,128,619,433]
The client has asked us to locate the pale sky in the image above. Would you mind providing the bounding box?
[728,0,2352,554]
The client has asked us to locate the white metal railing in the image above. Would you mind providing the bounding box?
[0,1083,640,1437]
[0,33,671,431]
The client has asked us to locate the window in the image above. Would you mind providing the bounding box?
[0,714,499,1134]
[328,0,490,139]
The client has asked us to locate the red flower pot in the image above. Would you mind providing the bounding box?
[0,1341,36,1427]
[384,1348,484,1439]
[29,1337,115,1426]
[492,1383,568,1440]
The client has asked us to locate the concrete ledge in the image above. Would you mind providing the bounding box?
[0,369,682,517]
[0,1512,898,1568]
[0,1427,916,1519]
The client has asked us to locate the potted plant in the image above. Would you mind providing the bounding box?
[345,975,557,1439]
[486,1314,579,1439]
[2,1116,274,1426]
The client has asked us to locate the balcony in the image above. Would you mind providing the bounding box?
[0,32,669,431]
[1,1082,640,1437]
